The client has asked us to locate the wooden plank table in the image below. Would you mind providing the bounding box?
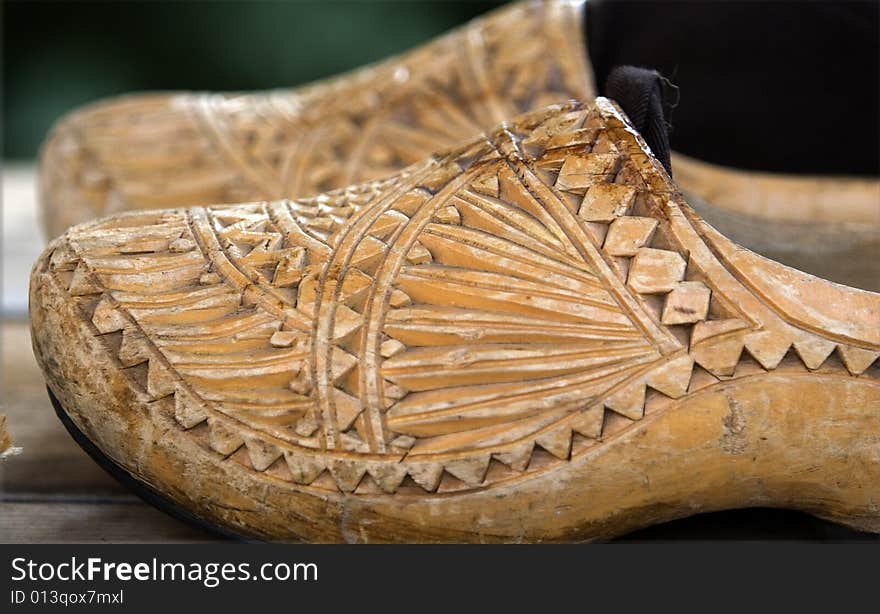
[1,320,218,543]
[1,164,217,543]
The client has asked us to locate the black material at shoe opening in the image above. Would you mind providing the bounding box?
[604,65,676,176]
[586,0,880,176]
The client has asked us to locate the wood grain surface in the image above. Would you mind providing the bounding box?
[0,500,213,544]
[0,415,10,457]
[3,323,876,543]
[26,99,880,542]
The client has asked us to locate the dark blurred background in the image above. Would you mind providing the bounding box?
[3,0,505,159]
[5,1,878,173]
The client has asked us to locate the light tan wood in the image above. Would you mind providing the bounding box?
[30,99,880,542]
[673,153,880,292]
[2,312,859,543]
[0,415,11,457]
[38,0,593,239]
[672,153,880,225]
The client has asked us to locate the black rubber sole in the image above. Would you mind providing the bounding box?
[49,387,253,542]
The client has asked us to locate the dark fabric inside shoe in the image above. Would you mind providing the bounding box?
[587,0,880,176]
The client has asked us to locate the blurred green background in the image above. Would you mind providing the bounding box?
[3,0,505,159]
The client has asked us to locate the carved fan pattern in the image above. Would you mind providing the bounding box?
[48,100,879,497]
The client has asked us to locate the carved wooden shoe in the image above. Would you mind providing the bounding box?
[37,0,592,238]
[30,99,880,542]
[37,0,878,291]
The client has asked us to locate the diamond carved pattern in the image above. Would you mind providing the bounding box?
[41,99,880,499]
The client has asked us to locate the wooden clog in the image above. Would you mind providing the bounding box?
[30,99,880,542]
